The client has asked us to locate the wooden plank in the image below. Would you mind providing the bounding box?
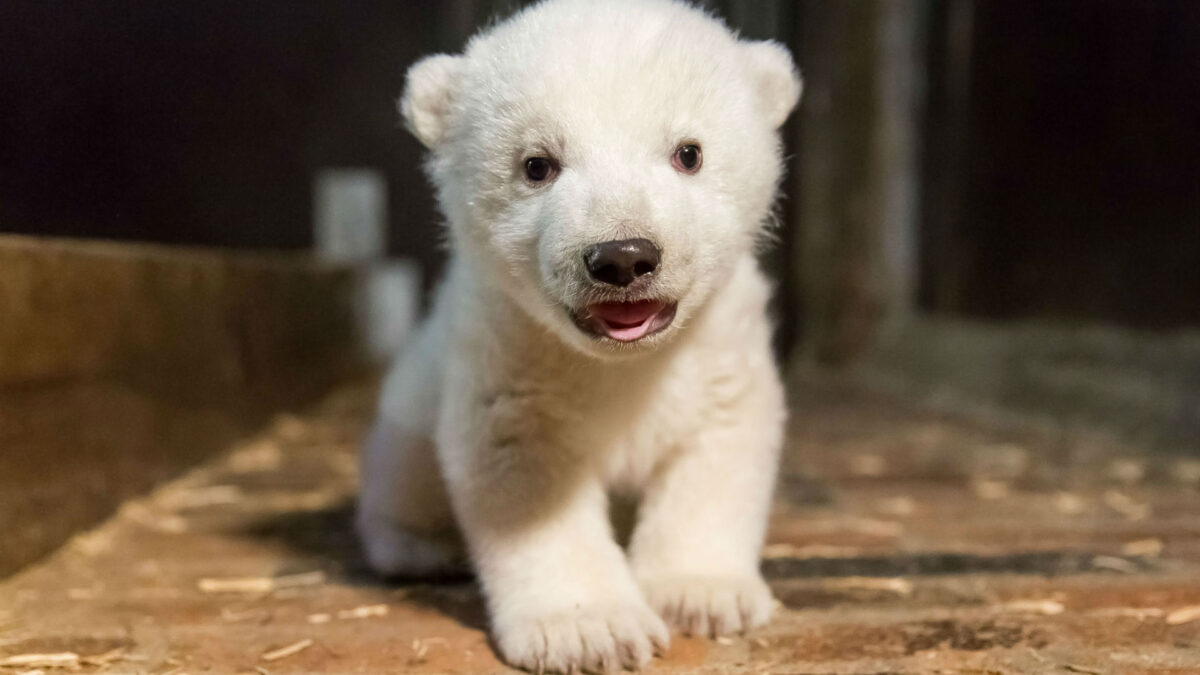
[0,235,363,394]
[861,316,1200,454]
[791,1,926,365]
[0,235,368,576]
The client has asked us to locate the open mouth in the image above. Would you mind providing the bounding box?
[576,299,677,342]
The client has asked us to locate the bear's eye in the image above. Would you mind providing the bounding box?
[672,144,702,174]
[524,156,557,183]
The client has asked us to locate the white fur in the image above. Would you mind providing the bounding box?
[358,0,799,671]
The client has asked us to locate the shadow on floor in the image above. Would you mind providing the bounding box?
[235,492,1162,637]
[761,550,1161,579]
[237,497,488,631]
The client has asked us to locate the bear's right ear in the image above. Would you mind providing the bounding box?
[399,54,465,149]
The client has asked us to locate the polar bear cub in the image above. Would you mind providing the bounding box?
[357,0,801,671]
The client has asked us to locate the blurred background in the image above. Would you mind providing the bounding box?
[2,3,1200,670]
[3,1,1198,318]
[1,1,1194,313]
[4,0,1197,439]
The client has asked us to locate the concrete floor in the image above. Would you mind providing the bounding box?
[2,378,1199,674]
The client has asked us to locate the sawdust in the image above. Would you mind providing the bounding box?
[1165,605,1200,625]
[198,571,325,594]
[260,638,312,662]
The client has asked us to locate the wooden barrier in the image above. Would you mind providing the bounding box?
[0,235,369,576]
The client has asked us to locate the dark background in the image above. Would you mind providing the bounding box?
[921,0,1200,328]
[1,0,1197,328]
[0,2,442,256]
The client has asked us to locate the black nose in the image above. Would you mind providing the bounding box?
[584,238,661,287]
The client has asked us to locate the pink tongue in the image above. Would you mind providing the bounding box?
[589,300,665,341]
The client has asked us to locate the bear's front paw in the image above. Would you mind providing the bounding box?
[639,574,774,637]
[495,603,669,674]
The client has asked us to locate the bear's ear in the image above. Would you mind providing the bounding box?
[741,40,802,129]
[399,54,465,149]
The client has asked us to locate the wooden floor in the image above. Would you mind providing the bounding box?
[2,377,1199,674]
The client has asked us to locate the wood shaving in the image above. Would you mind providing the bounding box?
[974,442,1031,478]
[998,599,1065,615]
[260,639,313,662]
[0,653,80,668]
[1087,607,1163,620]
[1107,458,1145,485]
[157,485,243,510]
[248,490,345,513]
[198,571,325,594]
[1062,665,1101,674]
[1173,458,1200,485]
[1120,538,1163,557]
[66,587,100,600]
[71,529,116,556]
[875,496,916,516]
[409,637,449,661]
[121,502,189,534]
[970,479,1010,500]
[80,647,126,666]
[751,657,788,675]
[761,543,861,559]
[228,439,283,472]
[1054,492,1086,515]
[273,414,311,442]
[129,587,183,600]
[306,613,332,624]
[715,636,734,645]
[822,576,913,596]
[1166,605,1200,625]
[1103,490,1150,520]
[410,639,428,661]
[848,454,886,477]
[221,607,270,623]
[1091,555,1140,574]
[336,604,388,620]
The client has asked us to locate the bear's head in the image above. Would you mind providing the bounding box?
[401,0,800,358]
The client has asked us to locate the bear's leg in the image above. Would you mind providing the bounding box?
[355,421,466,577]
[628,384,784,637]
[442,432,669,673]
[356,315,466,578]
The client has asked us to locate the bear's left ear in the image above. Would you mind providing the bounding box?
[741,40,802,129]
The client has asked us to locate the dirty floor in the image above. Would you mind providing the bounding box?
[2,378,1199,674]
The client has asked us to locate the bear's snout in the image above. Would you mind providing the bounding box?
[583,238,660,287]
